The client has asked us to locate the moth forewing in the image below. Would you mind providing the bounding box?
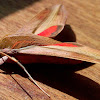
[42,45,100,64]
[0,35,61,49]
[44,45,100,59]
[8,4,67,38]
[33,4,67,37]
[16,45,100,64]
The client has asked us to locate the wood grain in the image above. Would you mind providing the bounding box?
[0,0,100,100]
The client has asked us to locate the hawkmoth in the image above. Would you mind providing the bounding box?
[0,4,100,97]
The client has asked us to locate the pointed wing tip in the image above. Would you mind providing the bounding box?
[53,4,64,7]
[53,4,62,7]
[52,4,66,11]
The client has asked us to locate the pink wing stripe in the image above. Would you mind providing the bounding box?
[49,43,78,47]
[38,26,57,37]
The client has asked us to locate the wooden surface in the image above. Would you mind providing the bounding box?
[0,0,100,100]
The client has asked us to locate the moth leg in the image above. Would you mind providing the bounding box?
[11,57,50,97]
[0,52,50,97]
[0,56,8,65]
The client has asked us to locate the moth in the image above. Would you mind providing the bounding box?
[0,4,100,97]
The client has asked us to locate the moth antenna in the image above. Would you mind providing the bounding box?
[0,51,50,97]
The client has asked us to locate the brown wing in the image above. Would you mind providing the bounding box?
[14,40,100,64]
[8,4,67,38]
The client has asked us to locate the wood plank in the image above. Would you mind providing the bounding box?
[0,0,100,100]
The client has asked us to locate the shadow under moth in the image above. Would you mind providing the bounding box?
[0,4,100,97]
